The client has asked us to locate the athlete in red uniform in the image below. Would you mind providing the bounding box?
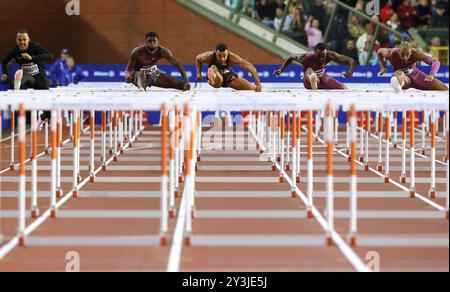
[125,32,190,91]
[378,42,448,92]
[273,43,356,90]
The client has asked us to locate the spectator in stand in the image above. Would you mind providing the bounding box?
[275,0,285,10]
[367,15,382,34]
[291,5,307,44]
[309,0,326,32]
[430,2,449,27]
[348,15,366,39]
[430,0,440,16]
[48,48,69,87]
[342,39,360,65]
[416,0,431,28]
[274,7,293,35]
[380,0,395,23]
[356,23,374,52]
[386,12,412,46]
[386,12,402,30]
[369,34,382,52]
[359,40,379,65]
[329,12,349,53]
[287,0,300,14]
[430,36,441,47]
[62,56,85,86]
[357,31,382,54]
[347,0,366,26]
[397,0,418,29]
[305,17,324,50]
[256,0,277,28]
[242,0,258,19]
[223,0,240,10]
[428,36,445,62]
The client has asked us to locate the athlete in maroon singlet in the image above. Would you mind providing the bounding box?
[378,42,448,92]
[273,43,356,90]
[125,32,190,91]
[195,44,262,92]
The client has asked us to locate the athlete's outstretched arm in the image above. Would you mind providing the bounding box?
[124,50,137,83]
[328,51,356,78]
[230,53,262,92]
[415,50,441,81]
[377,48,393,75]
[162,48,189,84]
[273,54,306,76]
[195,51,214,81]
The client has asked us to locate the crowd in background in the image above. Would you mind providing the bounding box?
[221,0,449,65]
[47,48,85,87]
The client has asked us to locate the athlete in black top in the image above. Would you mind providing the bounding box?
[1,30,53,90]
[196,44,262,92]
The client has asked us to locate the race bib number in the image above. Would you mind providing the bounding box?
[401,67,414,75]
[21,63,40,76]
[141,65,158,75]
[220,69,231,75]
[314,69,325,77]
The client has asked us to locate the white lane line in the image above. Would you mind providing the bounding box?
[195,177,279,183]
[0,191,162,198]
[0,128,31,142]
[7,190,445,199]
[0,127,141,261]
[252,125,370,272]
[167,187,188,272]
[334,148,446,212]
[194,210,444,219]
[197,176,448,184]
[27,236,160,246]
[306,125,446,213]
[368,132,448,166]
[195,191,292,198]
[0,210,161,219]
[190,234,449,248]
[1,209,444,220]
[38,156,159,162]
[277,163,370,272]
[2,176,162,183]
[356,235,449,247]
[198,165,273,171]
[192,235,325,246]
[0,133,75,174]
[6,175,446,184]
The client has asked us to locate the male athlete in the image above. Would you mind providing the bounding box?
[1,29,52,127]
[378,42,448,92]
[1,29,53,90]
[125,32,190,91]
[196,44,262,92]
[273,43,356,90]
